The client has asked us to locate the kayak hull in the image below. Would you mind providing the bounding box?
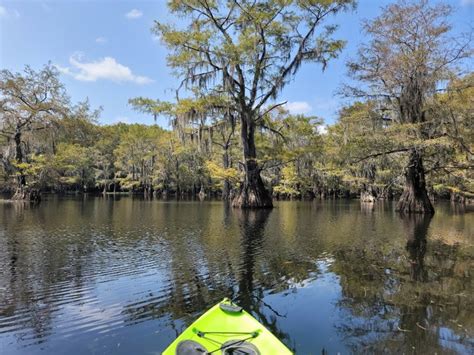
[162,299,292,354]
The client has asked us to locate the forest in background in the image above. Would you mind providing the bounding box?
[0,68,471,203]
[0,0,472,210]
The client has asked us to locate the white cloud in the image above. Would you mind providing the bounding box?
[126,9,143,19]
[56,64,72,76]
[461,0,474,6]
[57,53,154,85]
[285,101,312,114]
[95,37,107,44]
[0,6,6,17]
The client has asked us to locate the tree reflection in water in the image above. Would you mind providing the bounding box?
[121,207,293,349]
[0,202,95,346]
[234,209,291,347]
[1,199,471,354]
[405,215,430,282]
[333,213,473,354]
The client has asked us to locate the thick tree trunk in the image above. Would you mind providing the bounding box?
[175,160,181,197]
[222,148,232,200]
[12,187,41,203]
[144,185,151,198]
[223,179,231,200]
[198,183,205,200]
[396,149,434,214]
[14,130,26,188]
[360,184,376,203]
[232,115,272,208]
[11,129,40,202]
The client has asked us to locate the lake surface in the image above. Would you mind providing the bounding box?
[0,197,472,354]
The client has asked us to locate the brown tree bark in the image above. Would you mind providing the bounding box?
[11,129,40,202]
[396,149,434,214]
[360,184,377,203]
[14,130,26,188]
[222,148,231,200]
[232,114,272,208]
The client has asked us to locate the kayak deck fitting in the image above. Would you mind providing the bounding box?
[163,298,292,354]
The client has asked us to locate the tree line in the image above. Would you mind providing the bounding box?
[0,0,472,213]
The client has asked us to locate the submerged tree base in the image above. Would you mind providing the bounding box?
[232,159,273,209]
[12,187,41,203]
[396,150,434,215]
[396,190,434,214]
[232,184,273,208]
[360,191,376,203]
[232,172,273,209]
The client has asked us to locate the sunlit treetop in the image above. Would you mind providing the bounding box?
[345,0,472,114]
[154,0,355,115]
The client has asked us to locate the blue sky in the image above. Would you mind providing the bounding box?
[1,0,472,128]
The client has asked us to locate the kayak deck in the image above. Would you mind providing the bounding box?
[163,298,292,354]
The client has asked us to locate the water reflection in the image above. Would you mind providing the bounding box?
[334,213,472,353]
[404,214,431,282]
[236,209,270,308]
[234,209,292,347]
[0,198,472,354]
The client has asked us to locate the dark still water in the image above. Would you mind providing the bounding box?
[0,197,472,354]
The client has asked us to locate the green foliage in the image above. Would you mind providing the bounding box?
[153,0,354,205]
[2,80,470,200]
[206,161,239,184]
[12,154,51,188]
[156,0,354,107]
[53,143,95,188]
[273,165,301,197]
[0,1,471,203]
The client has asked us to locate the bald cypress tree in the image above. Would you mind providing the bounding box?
[345,0,471,214]
[155,0,354,208]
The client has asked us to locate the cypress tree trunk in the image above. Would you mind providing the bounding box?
[175,159,180,197]
[198,183,205,200]
[360,184,376,203]
[222,148,231,200]
[232,114,272,208]
[14,130,26,188]
[11,129,40,203]
[396,149,434,214]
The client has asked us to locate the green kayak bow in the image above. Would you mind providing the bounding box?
[163,298,292,354]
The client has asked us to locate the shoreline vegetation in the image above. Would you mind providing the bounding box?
[1,185,472,205]
[0,0,472,211]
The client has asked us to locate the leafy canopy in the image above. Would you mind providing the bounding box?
[155,0,354,115]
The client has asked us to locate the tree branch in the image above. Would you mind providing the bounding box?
[351,147,412,163]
